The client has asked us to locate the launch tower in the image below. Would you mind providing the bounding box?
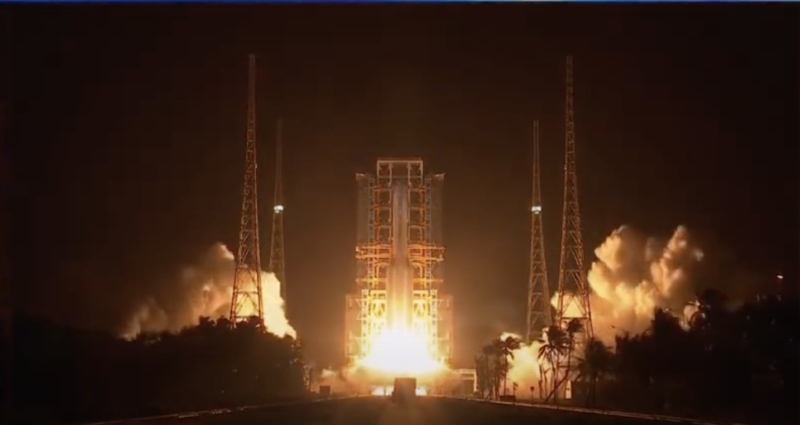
[345,159,452,367]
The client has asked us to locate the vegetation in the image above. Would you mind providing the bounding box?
[2,314,309,425]
[475,334,521,399]
[476,290,798,424]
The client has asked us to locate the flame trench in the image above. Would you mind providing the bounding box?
[346,159,451,381]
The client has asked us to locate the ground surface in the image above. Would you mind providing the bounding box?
[133,397,684,425]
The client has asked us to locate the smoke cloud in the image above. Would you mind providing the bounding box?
[499,332,545,397]
[587,225,703,343]
[122,243,295,340]
[504,226,705,396]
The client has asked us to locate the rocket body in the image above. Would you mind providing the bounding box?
[388,181,413,331]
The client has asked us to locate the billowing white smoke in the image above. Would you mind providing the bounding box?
[587,225,703,343]
[503,226,703,397]
[499,332,546,397]
[260,272,296,338]
[122,243,295,340]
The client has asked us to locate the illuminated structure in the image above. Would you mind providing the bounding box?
[526,120,552,344]
[230,54,263,323]
[345,159,452,368]
[555,56,593,337]
[269,119,287,302]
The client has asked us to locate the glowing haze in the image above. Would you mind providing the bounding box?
[317,328,455,396]
[123,243,295,340]
[357,327,444,376]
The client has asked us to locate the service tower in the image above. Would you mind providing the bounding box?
[345,159,452,367]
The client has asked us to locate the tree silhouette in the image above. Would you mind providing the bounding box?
[537,325,566,401]
[481,289,798,424]
[7,314,308,424]
[499,335,521,396]
[474,353,491,399]
[576,338,612,407]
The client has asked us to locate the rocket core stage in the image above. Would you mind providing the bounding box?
[388,181,413,331]
[346,159,453,369]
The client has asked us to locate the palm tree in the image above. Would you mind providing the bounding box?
[537,326,566,402]
[499,335,521,396]
[475,354,491,399]
[561,318,584,391]
[577,338,613,406]
[542,318,583,402]
[481,344,499,399]
[490,338,506,398]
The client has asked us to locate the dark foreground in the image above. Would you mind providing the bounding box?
[125,397,698,425]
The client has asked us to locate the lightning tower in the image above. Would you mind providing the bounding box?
[555,55,593,338]
[526,120,552,344]
[229,54,264,323]
[269,119,287,302]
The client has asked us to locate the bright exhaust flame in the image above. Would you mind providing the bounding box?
[357,327,444,376]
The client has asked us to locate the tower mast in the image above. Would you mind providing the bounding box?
[556,56,593,338]
[269,119,287,302]
[526,120,552,344]
[230,54,264,323]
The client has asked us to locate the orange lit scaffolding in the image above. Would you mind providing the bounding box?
[346,159,451,367]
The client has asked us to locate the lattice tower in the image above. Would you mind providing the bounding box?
[526,120,552,344]
[229,54,264,323]
[269,119,287,302]
[555,56,593,337]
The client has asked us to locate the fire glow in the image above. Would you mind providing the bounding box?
[356,327,444,376]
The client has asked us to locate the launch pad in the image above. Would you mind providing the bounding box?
[345,158,453,372]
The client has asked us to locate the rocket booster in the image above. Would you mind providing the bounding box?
[388,181,413,331]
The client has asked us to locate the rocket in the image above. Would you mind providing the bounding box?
[388,181,413,331]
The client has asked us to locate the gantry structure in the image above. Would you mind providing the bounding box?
[230,54,264,323]
[345,159,451,366]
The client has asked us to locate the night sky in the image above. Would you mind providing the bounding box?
[3,5,797,367]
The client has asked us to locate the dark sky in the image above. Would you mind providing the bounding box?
[3,5,797,367]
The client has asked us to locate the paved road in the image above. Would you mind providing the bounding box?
[154,397,685,425]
